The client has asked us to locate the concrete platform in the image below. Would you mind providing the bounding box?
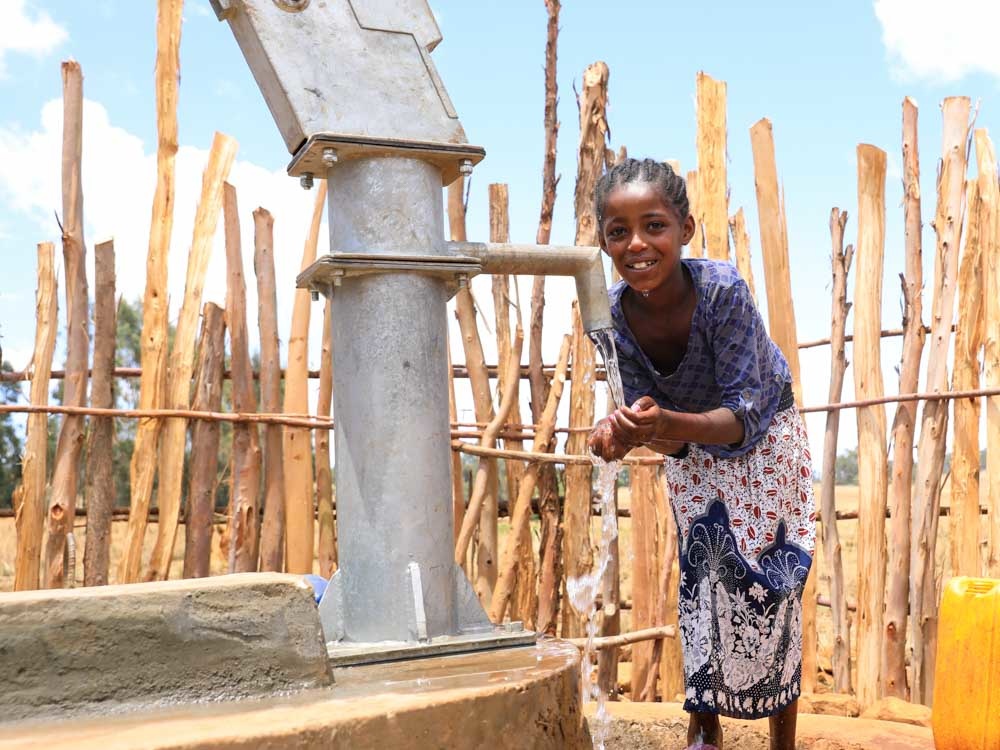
[0,573,331,722]
[0,641,589,750]
[590,701,935,749]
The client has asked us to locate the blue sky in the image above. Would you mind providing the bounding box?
[2,0,1000,463]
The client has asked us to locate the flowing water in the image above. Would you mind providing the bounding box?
[566,456,621,750]
[588,328,625,410]
[566,328,626,749]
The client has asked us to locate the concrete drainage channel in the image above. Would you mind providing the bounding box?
[0,574,590,749]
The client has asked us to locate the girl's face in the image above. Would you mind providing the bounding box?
[599,182,695,295]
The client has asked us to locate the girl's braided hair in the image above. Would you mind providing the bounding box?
[593,157,689,229]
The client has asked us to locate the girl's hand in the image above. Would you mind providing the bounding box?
[588,417,631,461]
[608,396,672,447]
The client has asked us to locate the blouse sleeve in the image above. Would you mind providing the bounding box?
[709,279,781,450]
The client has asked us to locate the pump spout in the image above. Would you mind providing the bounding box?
[449,242,613,333]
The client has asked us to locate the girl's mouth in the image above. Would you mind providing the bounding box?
[627,259,659,271]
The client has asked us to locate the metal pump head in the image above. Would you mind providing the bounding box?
[210,0,483,182]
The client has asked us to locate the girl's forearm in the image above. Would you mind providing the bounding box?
[658,407,745,447]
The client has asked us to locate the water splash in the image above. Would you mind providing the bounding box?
[566,455,621,750]
[588,328,625,411]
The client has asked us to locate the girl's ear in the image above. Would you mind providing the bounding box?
[681,213,696,246]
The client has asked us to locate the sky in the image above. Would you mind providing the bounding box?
[2,0,1000,468]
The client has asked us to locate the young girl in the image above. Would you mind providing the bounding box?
[588,158,816,750]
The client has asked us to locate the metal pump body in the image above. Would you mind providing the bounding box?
[214,0,610,666]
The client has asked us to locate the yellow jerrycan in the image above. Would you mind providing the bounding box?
[931,576,1000,749]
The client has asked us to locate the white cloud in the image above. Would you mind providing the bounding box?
[874,0,1000,82]
[0,97,325,377]
[0,0,67,78]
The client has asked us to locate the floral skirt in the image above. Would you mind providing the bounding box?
[664,407,816,720]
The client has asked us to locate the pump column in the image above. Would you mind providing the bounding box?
[325,157,457,643]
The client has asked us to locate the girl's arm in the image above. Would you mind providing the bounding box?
[608,396,745,448]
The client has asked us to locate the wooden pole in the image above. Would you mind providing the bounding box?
[656,475,684,699]
[13,243,58,591]
[912,97,971,704]
[454,329,525,564]
[315,298,336,577]
[283,181,326,574]
[144,132,237,582]
[561,303,596,640]
[447,336,465,547]
[528,2,565,632]
[686,169,704,258]
[223,182,261,573]
[183,303,225,579]
[820,209,853,694]
[696,72,729,261]
[885,97,924,700]
[853,145,889,708]
[728,208,756,303]
[45,60,90,588]
[447,177,499,603]
[119,0,184,584]
[749,117,816,691]
[527,0,562,422]
[489,335,571,623]
[574,62,610,248]
[253,207,285,572]
[628,446,659,698]
[951,176,984,579]
[83,240,116,587]
[979,130,1000,579]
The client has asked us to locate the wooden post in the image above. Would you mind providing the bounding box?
[728,208,757,303]
[45,60,90,588]
[283,181,326,575]
[885,97,924,700]
[749,117,817,692]
[951,176,984,578]
[447,337,465,547]
[83,240,116,587]
[253,207,285,572]
[316,298,336,577]
[629,446,659,698]
[223,182,261,573]
[686,170,704,258]
[656,475,684,700]
[454,330,525,565]
[119,0,184,584]
[979,130,1000,579]
[447,177,499,603]
[13,243,58,591]
[144,132,237,582]
[183,303,225,579]
[820,209,853,694]
[527,0,561,425]
[562,303,596,639]
[489,336,571,623]
[574,62,610,248]
[696,72,729,261]
[854,145,889,709]
[912,97,971,704]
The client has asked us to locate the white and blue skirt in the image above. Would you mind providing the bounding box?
[665,407,816,720]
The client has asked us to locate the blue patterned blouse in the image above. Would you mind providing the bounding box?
[610,258,792,458]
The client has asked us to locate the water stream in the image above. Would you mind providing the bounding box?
[568,328,627,749]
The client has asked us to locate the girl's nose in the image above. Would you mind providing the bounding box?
[628,232,646,251]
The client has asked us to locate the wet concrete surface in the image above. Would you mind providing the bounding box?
[0,639,589,750]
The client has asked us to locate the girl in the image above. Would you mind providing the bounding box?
[588,158,815,750]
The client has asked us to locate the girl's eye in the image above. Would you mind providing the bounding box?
[648,221,665,231]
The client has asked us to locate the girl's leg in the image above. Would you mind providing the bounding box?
[687,710,722,748]
[767,700,797,750]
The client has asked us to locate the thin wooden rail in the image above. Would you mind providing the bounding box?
[565,624,676,650]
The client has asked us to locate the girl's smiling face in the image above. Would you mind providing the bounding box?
[599,181,696,296]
